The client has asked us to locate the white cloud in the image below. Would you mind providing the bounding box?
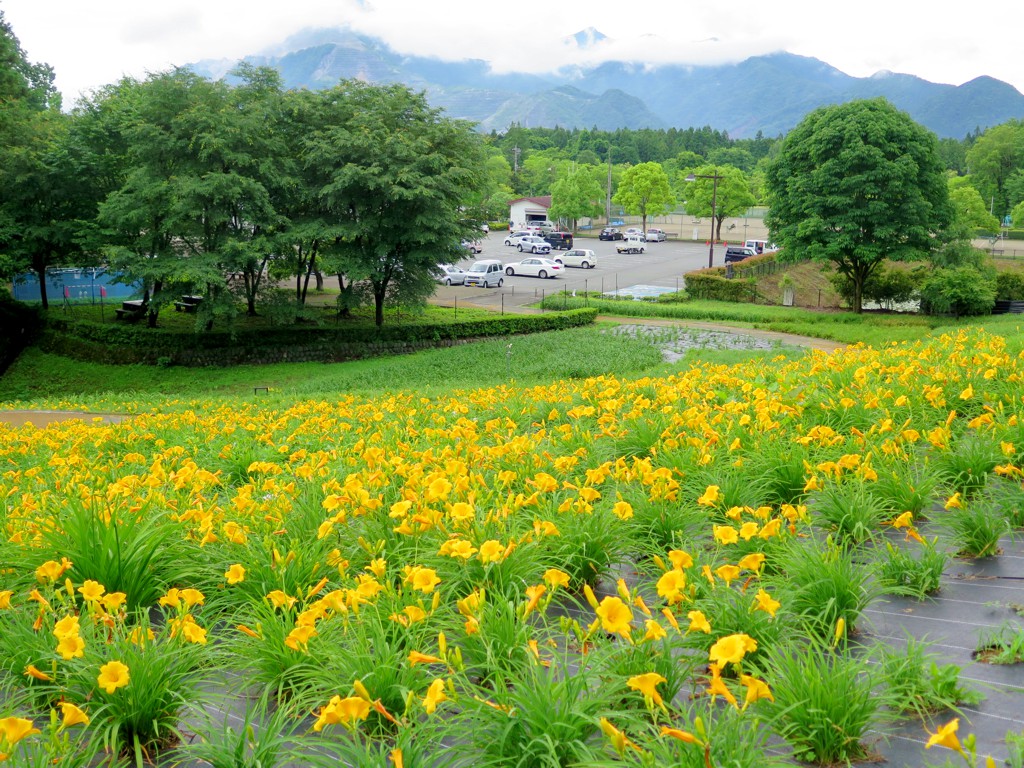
[2,0,1020,104]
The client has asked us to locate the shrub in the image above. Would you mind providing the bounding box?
[919,266,997,317]
[683,272,757,302]
[765,638,881,764]
[996,270,1024,301]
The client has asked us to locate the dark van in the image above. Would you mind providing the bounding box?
[724,246,756,264]
[543,231,574,250]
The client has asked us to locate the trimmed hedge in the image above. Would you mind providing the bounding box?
[38,308,598,366]
[683,271,758,302]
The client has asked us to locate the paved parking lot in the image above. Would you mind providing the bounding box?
[436,232,720,310]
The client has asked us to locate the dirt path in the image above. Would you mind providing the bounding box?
[0,411,130,428]
[595,314,846,353]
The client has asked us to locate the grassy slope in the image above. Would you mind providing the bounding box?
[0,324,679,410]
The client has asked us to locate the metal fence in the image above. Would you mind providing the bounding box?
[11,268,142,303]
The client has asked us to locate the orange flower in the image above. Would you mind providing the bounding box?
[925,718,964,754]
[97,660,130,694]
[686,610,711,634]
[312,695,371,731]
[713,525,739,545]
[627,672,666,707]
[599,717,640,755]
[714,564,741,586]
[667,550,693,569]
[697,485,720,506]
[661,726,700,744]
[543,569,570,589]
[422,678,448,714]
[740,674,773,709]
[753,588,781,617]
[405,566,441,593]
[706,665,738,708]
[59,703,90,729]
[656,569,687,605]
[708,633,757,666]
[408,651,444,666]
[595,596,633,638]
[24,665,51,682]
[266,590,297,610]
[478,540,505,564]
[57,634,86,660]
[52,615,80,640]
[523,584,546,617]
[0,717,40,746]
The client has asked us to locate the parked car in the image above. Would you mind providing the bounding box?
[463,259,505,288]
[624,227,644,238]
[504,257,563,279]
[543,231,574,250]
[744,239,778,254]
[516,236,552,255]
[435,264,467,286]
[461,239,482,254]
[724,246,757,263]
[504,231,535,247]
[616,236,646,254]
[599,228,623,241]
[554,249,597,269]
[645,228,667,242]
[480,223,490,233]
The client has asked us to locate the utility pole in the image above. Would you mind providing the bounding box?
[605,147,612,223]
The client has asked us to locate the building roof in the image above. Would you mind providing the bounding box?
[509,196,552,208]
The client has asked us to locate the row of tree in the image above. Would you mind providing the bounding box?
[0,14,490,326]
[494,121,1024,226]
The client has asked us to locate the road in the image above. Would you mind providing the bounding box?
[435,231,720,311]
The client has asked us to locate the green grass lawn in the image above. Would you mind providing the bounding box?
[0,324,683,410]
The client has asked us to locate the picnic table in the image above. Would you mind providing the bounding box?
[174,295,203,313]
[114,300,145,321]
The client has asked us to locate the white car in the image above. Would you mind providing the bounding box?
[645,228,667,242]
[435,264,467,285]
[616,236,646,254]
[461,239,482,254]
[504,231,535,247]
[515,236,552,255]
[554,249,597,269]
[504,257,563,279]
[624,228,645,239]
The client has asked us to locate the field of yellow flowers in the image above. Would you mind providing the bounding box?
[2,328,1023,767]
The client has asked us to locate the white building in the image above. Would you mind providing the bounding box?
[509,196,552,228]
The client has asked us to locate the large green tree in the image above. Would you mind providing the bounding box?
[683,164,755,241]
[612,161,675,232]
[965,120,1024,219]
[549,165,604,230]
[305,81,486,327]
[765,98,952,313]
[0,11,74,308]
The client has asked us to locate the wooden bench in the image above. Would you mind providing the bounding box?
[115,300,145,321]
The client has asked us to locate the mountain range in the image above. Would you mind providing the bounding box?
[189,27,1024,140]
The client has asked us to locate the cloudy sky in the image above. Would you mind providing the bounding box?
[4,0,1020,105]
